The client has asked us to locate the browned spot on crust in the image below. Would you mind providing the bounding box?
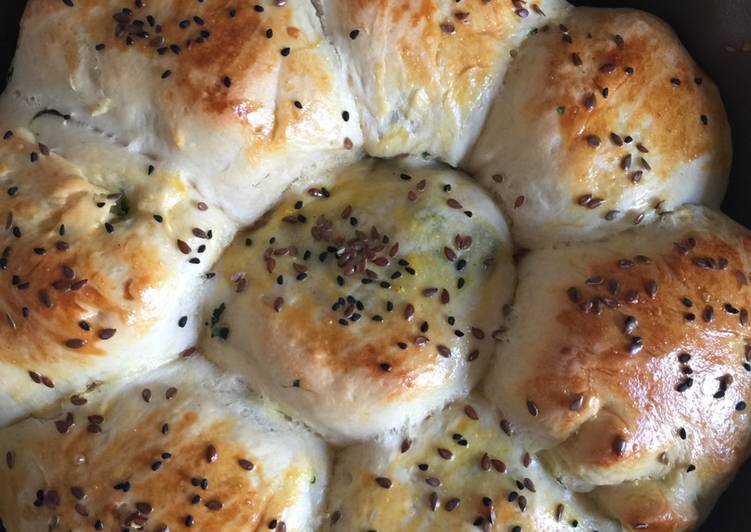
[0,139,168,366]
[524,9,730,196]
[341,0,522,108]
[527,234,749,474]
[4,404,286,530]
[261,294,445,394]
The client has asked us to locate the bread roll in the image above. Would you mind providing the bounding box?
[201,159,515,442]
[469,8,731,248]
[0,356,329,532]
[2,0,362,224]
[0,128,234,426]
[324,396,617,531]
[321,0,570,165]
[483,206,751,529]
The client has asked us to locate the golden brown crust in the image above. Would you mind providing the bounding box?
[8,0,361,225]
[22,0,339,141]
[469,7,731,246]
[596,481,695,531]
[530,231,750,473]
[0,129,234,424]
[484,207,751,530]
[324,397,618,531]
[203,159,516,441]
[0,358,328,531]
[338,0,517,105]
[527,9,730,193]
[323,0,568,162]
[0,136,163,361]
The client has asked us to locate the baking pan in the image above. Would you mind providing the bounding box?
[0,1,749,530]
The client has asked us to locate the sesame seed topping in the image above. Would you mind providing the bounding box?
[375,476,392,488]
[65,338,85,349]
[205,444,218,463]
[586,134,601,147]
[569,394,584,411]
[445,497,460,511]
[583,92,596,112]
[98,328,117,340]
[612,436,627,455]
[437,447,453,460]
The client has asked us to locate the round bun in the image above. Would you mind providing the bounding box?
[469,7,731,247]
[321,0,570,165]
[3,0,362,223]
[0,356,329,532]
[201,159,515,442]
[0,127,234,426]
[483,206,751,530]
[324,396,617,531]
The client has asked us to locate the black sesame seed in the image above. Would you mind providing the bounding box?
[375,476,392,489]
[569,394,584,411]
[98,328,116,340]
[676,378,694,393]
[612,436,627,456]
[113,481,131,492]
[280,47,290,56]
[586,134,601,147]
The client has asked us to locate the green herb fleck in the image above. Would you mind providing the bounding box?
[109,193,129,217]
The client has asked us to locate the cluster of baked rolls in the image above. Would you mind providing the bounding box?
[0,0,744,531]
